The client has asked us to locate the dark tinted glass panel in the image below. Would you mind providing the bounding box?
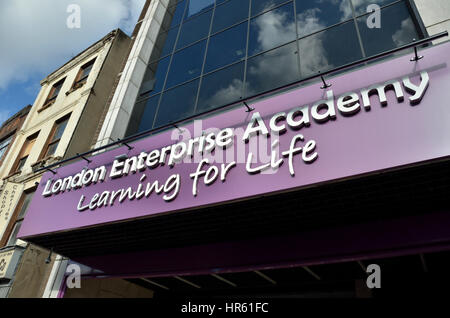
[352,0,398,15]
[249,2,296,56]
[185,0,215,19]
[216,0,227,5]
[166,40,206,88]
[154,80,200,127]
[357,2,419,56]
[177,10,213,49]
[296,0,352,37]
[168,0,187,28]
[160,26,180,57]
[212,0,250,33]
[245,42,299,97]
[205,22,247,73]
[251,0,288,16]
[136,95,160,133]
[139,57,170,96]
[197,62,244,113]
[298,21,363,77]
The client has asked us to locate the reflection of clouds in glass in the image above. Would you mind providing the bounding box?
[246,44,299,96]
[339,0,354,20]
[186,0,214,17]
[297,8,323,37]
[296,9,332,76]
[253,8,296,53]
[392,18,415,46]
[299,34,332,76]
[204,78,243,107]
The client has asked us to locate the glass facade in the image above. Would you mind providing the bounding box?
[128,0,424,136]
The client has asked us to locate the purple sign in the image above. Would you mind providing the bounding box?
[19,41,450,239]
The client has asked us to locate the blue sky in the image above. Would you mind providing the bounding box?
[0,0,146,125]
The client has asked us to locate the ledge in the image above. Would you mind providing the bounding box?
[37,100,55,113]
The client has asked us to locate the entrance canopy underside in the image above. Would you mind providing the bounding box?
[27,158,450,277]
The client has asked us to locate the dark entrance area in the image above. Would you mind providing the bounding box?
[126,250,450,298]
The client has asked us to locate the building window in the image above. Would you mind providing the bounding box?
[0,135,13,162]
[43,78,66,108]
[10,133,38,174]
[2,189,35,247]
[73,59,96,89]
[128,0,425,136]
[41,114,70,159]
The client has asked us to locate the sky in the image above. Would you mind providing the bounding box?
[0,0,146,125]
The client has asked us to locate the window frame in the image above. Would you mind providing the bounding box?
[0,188,36,248]
[0,134,14,163]
[131,0,428,136]
[39,114,71,161]
[9,132,39,175]
[72,58,96,90]
[41,78,66,110]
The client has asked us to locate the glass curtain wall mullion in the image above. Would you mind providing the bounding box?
[351,0,404,20]
[247,38,297,60]
[193,1,217,114]
[356,1,422,57]
[293,0,404,44]
[151,0,189,130]
[202,57,249,79]
[210,14,249,38]
[405,0,429,38]
[173,35,210,55]
[251,0,293,18]
[349,0,367,58]
[242,0,252,98]
[292,0,302,80]
[176,10,213,51]
[182,6,214,24]
[129,0,425,137]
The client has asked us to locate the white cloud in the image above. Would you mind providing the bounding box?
[0,0,145,92]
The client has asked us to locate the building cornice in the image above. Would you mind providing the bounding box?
[40,30,118,86]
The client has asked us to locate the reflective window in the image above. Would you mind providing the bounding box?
[357,2,419,56]
[0,135,12,161]
[129,0,423,137]
[177,10,213,49]
[43,115,70,158]
[185,0,214,19]
[136,95,160,133]
[212,0,249,33]
[248,2,296,56]
[245,42,299,97]
[197,62,245,113]
[168,0,187,29]
[296,0,352,38]
[352,0,398,15]
[139,57,170,96]
[160,27,180,58]
[298,21,363,77]
[166,40,206,88]
[205,22,247,73]
[251,0,288,16]
[154,80,200,127]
